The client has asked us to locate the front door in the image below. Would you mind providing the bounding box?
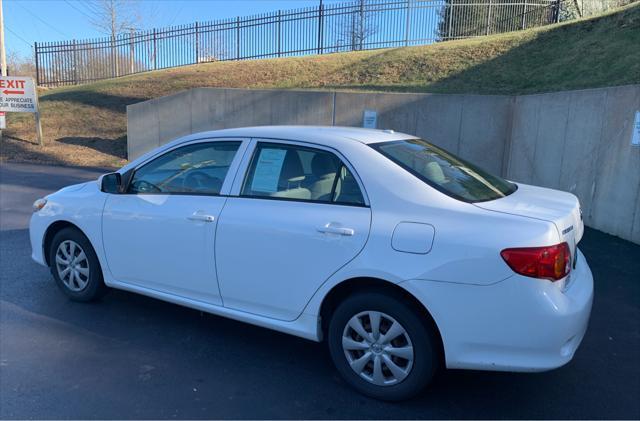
[216,141,371,320]
[102,140,245,305]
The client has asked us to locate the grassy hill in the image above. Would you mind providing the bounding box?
[2,2,639,168]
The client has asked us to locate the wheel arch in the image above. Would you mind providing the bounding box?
[43,220,87,266]
[318,277,445,363]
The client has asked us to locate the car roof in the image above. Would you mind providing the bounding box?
[122,126,419,173]
[179,125,417,147]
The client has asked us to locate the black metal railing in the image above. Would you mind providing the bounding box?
[34,0,562,87]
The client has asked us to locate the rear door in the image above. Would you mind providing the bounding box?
[215,140,371,321]
[102,139,248,305]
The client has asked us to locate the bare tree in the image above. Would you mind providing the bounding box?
[6,50,36,78]
[85,0,141,77]
[333,0,378,52]
[87,0,141,38]
[198,33,230,63]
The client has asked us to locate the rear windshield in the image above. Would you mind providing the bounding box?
[371,139,517,203]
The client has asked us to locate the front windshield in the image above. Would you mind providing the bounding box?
[371,139,517,203]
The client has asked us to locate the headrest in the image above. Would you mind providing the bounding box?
[311,153,338,178]
[424,161,446,184]
[280,150,304,182]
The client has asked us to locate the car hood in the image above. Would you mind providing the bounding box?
[50,181,94,196]
[473,182,584,245]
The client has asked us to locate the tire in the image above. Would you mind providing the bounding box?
[49,227,108,302]
[327,291,439,401]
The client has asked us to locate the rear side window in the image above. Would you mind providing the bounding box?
[241,143,365,206]
[371,139,516,203]
[128,142,241,195]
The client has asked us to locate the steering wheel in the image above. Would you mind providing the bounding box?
[131,179,161,193]
[183,171,221,193]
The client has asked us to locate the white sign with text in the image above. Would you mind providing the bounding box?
[363,109,377,129]
[632,110,640,147]
[0,76,38,113]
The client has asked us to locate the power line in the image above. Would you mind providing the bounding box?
[75,0,102,17]
[62,0,94,20]
[5,24,32,48]
[14,1,70,38]
[73,0,129,36]
[167,2,186,27]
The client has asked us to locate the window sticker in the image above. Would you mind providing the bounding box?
[251,148,287,193]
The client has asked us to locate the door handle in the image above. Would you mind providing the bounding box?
[187,212,215,222]
[317,223,355,236]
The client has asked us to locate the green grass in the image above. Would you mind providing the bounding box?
[3,2,638,167]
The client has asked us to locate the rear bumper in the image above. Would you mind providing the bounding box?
[401,248,593,372]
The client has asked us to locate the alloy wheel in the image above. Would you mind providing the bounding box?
[55,240,90,292]
[342,311,414,386]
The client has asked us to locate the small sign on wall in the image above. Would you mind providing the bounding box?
[632,110,640,147]
[0,112,5,129]
[363,109,377,129]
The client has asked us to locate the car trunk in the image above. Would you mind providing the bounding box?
[473,183,584,260]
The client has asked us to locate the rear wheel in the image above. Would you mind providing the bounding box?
[327,291,439,401]
[49,227,108,301]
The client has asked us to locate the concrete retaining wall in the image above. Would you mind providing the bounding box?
[127,85,640,243]
[506,85,640,244]
[127,88,335,160]
[332,92,513,176]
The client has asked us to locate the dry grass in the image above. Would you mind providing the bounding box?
[2,2,638,168]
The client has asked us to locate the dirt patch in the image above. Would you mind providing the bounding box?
[1,134,126,168]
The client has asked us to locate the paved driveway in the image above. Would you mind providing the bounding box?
[1,162,639,419]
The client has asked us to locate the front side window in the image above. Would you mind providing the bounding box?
[372,139,516,202]
[241,143,365,206]
[128,141,241,195]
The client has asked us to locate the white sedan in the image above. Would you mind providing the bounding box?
[30,126,593,400]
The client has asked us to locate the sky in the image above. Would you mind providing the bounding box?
[4,0,344,58]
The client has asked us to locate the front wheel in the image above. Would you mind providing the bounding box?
[327,291,439,401]
[49,227,108,302]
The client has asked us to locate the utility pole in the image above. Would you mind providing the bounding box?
[0,0,6,142]
[0,0,6,77]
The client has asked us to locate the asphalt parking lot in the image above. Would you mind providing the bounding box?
[1,162,639,419]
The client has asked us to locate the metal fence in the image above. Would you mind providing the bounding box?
[34,0,563,87]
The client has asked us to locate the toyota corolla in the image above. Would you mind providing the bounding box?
[30,126,593,400]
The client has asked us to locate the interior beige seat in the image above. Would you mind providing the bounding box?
[271,150,311,200]
[424,161,446,184]
[334,166,365,205]
[309,154,338,201]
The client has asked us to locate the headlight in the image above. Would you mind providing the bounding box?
[33,198,47,212]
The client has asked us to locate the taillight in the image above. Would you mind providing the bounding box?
[500,242,571,281]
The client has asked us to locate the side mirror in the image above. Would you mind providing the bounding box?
[101,172,122,194]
